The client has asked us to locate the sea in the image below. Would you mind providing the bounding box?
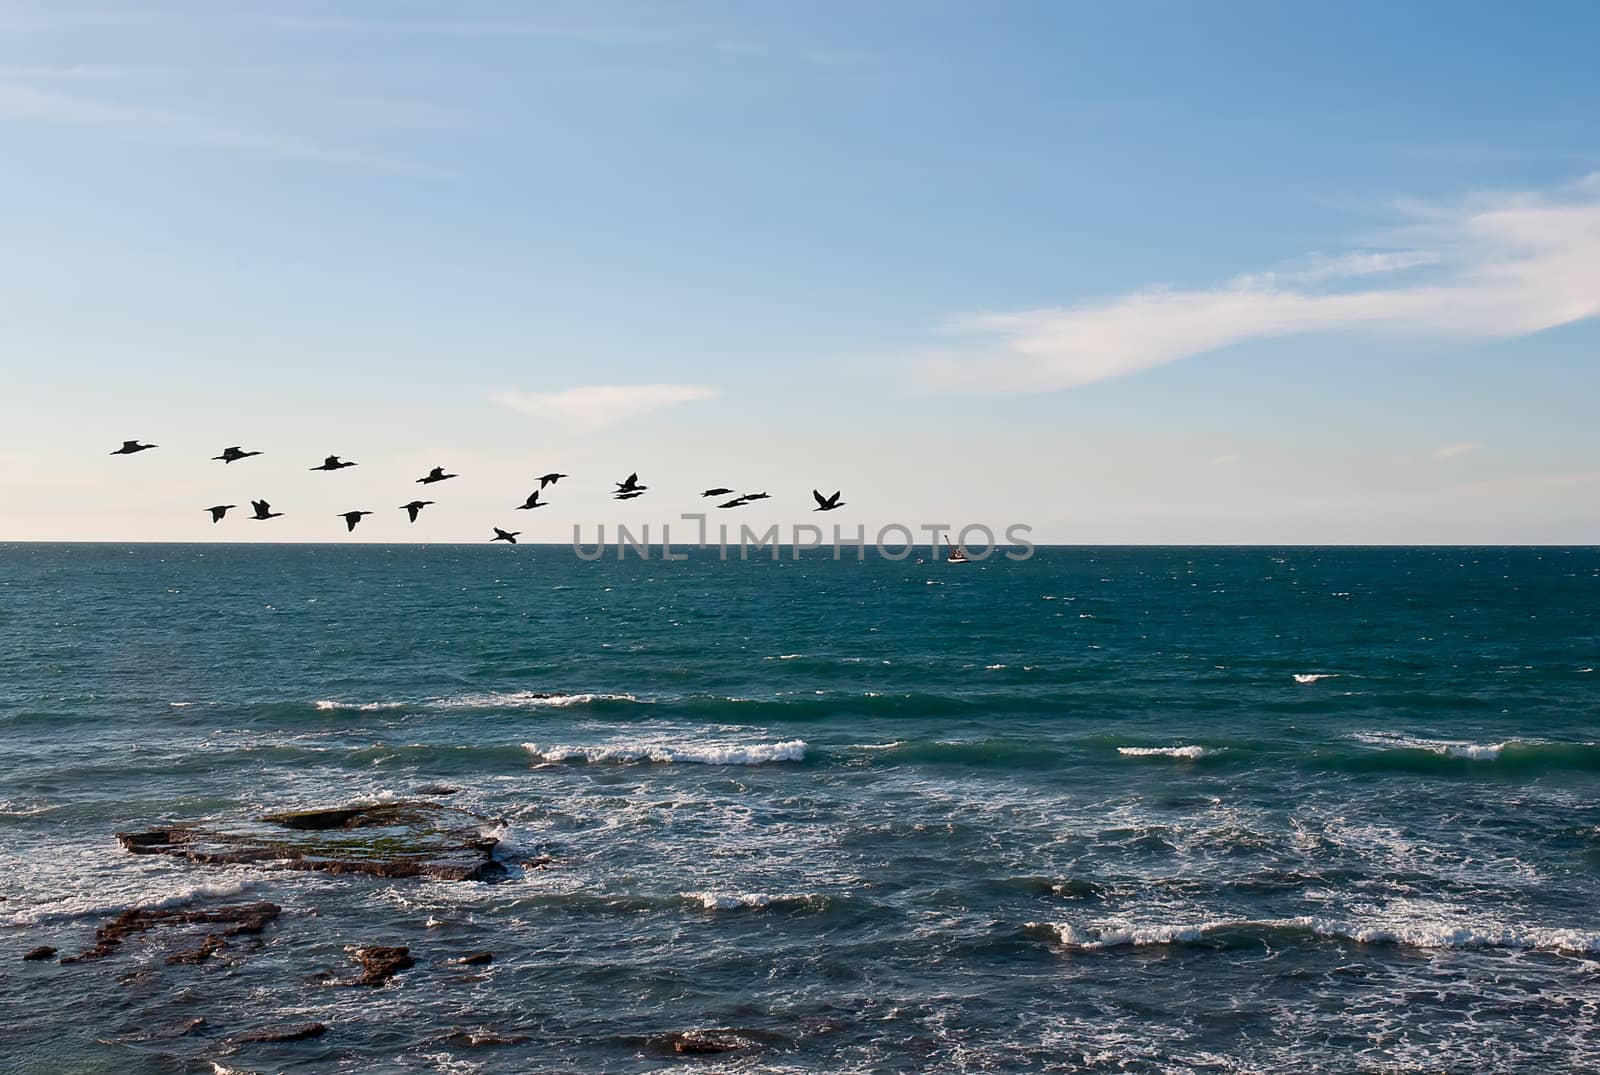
[2,544,1598,1073]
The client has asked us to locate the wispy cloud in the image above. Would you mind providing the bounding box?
[914,174,1600,394]
[1433,443,1479,460]
[494,384,719,430]
[0,82,445,176]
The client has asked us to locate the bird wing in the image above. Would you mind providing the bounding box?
[813,490,829,508]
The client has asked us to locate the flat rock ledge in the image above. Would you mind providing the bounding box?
[61,902,281,963]
[116,801,506,882]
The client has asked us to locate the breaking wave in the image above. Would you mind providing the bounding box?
[522,738,807,766]
[1031,916,1600,953]
[1117,745,1220,760]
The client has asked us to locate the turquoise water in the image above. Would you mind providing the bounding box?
[2,544,1599,1072]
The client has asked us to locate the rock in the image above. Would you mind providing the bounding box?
[653,1030,757,1055]
[117,802,505,882]
[456,950,494,965]
[22,945,57,961]
[439,1030,530,1048]
[62,902,280,963]
[231,1022,327,1044]
[350,944,414,987]
[165,934,225,965]
[414,784,461,796]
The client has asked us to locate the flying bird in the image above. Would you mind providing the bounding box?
[205,505,236,523]
[517,490,547,510]
[615,490,647,501]
[812,489,845,512]
[339,510,373,533]
[310,455,356,471]
[250,500,283,520]
[538,472,568,489]
[614,472,645,493]
[741,492,771,502]
[702,487,734,498]
[491,527,520,544]
[418,466,457,485]
[400,500,433,523]
[212,446,262,464]
[111,440,156,455]
[717,497,749,509]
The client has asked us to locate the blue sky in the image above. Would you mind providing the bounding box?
[2,1,1597,543]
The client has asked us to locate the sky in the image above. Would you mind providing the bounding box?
[2,0,1598,544]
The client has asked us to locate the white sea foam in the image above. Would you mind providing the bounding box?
[1035,916,1600,952]
[1117,745,1218,760]
[523,738,806,766]
[314,699,407,712]
[436,691,639,710]
[1352,731,1517,760]
[1294,673,1339,684]
[4,877,256,927]
[681,891,819,911]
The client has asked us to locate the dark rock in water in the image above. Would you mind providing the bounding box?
[62,902,280,963]
[176,1017,207,1037]
[117,801,505,882]
[350,944,414,986]
[439,1030,530,1048]
[415,784,461,796]
[165,933,225,965]
[231,1021,327,1044]
[653,1029,757,1055]
[456,950,494,965]
[22,945,57,961]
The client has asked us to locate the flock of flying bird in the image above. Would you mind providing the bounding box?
[109,440,847,543]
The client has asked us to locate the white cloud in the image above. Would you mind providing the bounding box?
[915,174,1600,394]
[494,384,719,430]
[1433,443,1479,460]
[1211,453,1244,465]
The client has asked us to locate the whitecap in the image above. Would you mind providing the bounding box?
[1034,916,1600,953]
[1351,731,1515,760]
[1294,673,1339,684]
[523,738,806,766]
[314,699,407,712]
[681,891,819,911]
[1116,745,1218,760]
[436,691,639,710]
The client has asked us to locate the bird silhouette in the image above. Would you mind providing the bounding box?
[310,455,356,471]
[250,500,283,520]
[400,500,433,523]
[418,466,457,485]
[812,489,845,511]
[212,446,261,464]
[491,527,520,544]
[717,496,749,509]
[538,472,568,489]
[741,491,771,502]
[339,510,373,532]
[614,472,645,493]
[615,490,647,501]
[111,440,156,455]
[517,490,547,510]
[205,505,236,523]
[702,487,734,498]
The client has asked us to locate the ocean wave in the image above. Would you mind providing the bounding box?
[1352,731,1517,761]
[4,878,256,927]
[680,891,825,911]
[314,699,408,712]
[1117,745,1220,760]
[436,691,641,710]
[1293,673,1339,684]
[522,738,807,766]
[1031,916,1600,953]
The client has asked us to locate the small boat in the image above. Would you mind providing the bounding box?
[945,536,970,563]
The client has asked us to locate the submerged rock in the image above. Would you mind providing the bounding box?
[456,950,494,965]
[653,1029,758,1055]
[22,945,57,961]
[61,902,280,963]
[231,1022,327,1044]
[438,1029,530,1048]
[165,934,225,965]
[350,944,414,986]
[117,801,505,882]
